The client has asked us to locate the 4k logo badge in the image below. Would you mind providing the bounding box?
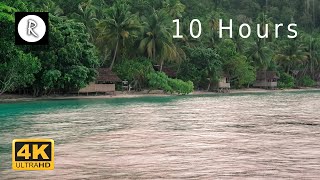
[12,139,54,170]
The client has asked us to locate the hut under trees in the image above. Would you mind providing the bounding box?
[253,71,279,89]
[79,68,121,95]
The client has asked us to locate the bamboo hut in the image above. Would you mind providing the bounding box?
[253,71,279,89]
[79,68,121,95]
[212,75,231,93]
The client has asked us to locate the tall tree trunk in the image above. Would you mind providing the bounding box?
[160,60,164,72]
[110,39,119,70]
[153,39,156,64]
[153,41,162,72]
[0,76,14,96]
[207,79,211,91]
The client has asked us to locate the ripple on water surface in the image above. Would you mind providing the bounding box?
[0,91,320,179]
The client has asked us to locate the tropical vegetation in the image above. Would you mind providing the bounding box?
[1,0,320,96]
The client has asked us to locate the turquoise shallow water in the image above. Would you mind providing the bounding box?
[0,91,320,179]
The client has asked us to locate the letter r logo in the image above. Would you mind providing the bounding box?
[15,12,49,45]
[27,19,38,37]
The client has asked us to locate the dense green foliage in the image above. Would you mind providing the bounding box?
[114,58,153,90]
[298,76,316,87]
[0,2,40,95]
[217,39,256,88]
[148,72,194,94]
[29,15,99,96]
[178,47,221,90]
[1,0,99,96]
[1,0,320,95]
[278,72,295,88]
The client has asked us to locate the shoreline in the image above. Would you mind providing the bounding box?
[1,88,319,103]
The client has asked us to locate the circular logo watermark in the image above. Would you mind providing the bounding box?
[18,15,47,43]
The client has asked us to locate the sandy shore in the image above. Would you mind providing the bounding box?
[0,88,319,103]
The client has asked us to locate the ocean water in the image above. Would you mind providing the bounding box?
[0,91,320,179]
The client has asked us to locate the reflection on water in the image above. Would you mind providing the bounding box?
[0,91,320,179]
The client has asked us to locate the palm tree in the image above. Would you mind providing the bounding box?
[246,38,274,70]
[97,1,141,70]
[139,9,184,71]
[162,0,185,18]
[256,13,274,43]
[207,17,222,48]
[71,0,98,42]
[308,37,320,76]
[213,0,223,10]
[302,34,320,77]
[275,39,309,74]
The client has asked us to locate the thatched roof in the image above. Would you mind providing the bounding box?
[96,68,121,82]
[222,73,231,78]
[163,67,177,78]
[256,71,279,80]
[153,65,177,78]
